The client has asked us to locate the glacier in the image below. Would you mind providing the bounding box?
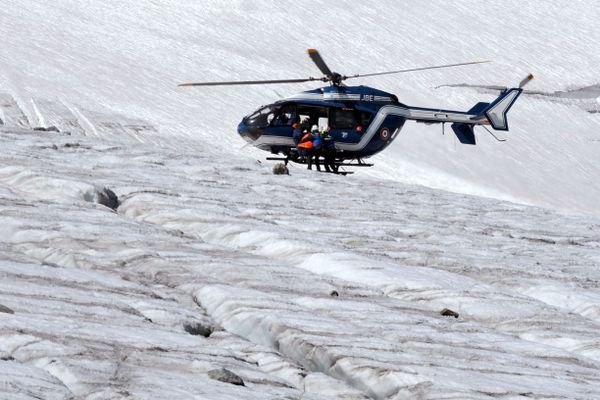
[1,1,600,399]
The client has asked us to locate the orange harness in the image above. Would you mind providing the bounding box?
[297,133,313,149]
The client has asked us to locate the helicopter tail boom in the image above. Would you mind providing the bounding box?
[407,87,523,127]
[406,87,524,144]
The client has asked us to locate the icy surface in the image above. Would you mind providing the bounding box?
[1,1,600,399]
[1,125,600,398]
[1,1,600,215]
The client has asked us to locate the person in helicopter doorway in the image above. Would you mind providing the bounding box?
[308,125,323,171]
[321,127,338,173]
[297,126,314,169]
[293,117,312,162]
[292,116,304,160]
[292,116,303,145]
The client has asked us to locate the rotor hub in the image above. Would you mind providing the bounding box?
[329,72,344,86]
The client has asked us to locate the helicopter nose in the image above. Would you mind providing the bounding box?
[237,121,261,143]
[237,122,252,142]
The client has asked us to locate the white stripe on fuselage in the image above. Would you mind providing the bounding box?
[254,135,295,146]
[336,105,482,151]
[251,105,484,152]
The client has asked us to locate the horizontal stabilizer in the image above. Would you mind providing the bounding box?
[451,123,476,145]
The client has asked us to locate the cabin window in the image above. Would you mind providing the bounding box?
[245,105,279,128]
[358,111,372,127]
[273,104,296,126]
[330,109,356,129]
[329,109,373,131]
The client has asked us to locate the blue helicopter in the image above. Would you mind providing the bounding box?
[180,49,532,170]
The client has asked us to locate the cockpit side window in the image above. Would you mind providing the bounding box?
[245,105,279,128]
[273,104,296,126]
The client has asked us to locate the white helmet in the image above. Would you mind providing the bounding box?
[311,125,319,132]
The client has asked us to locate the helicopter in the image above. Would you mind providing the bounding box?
[179,49,532,170]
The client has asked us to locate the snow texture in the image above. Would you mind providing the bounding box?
[1,1,600,399]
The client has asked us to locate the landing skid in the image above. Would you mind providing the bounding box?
[266,156,291,164]
[265,155,369,176]
[265,156,373,168]
[336,161,374,167]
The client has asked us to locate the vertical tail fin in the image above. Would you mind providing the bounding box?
[483,88,523,131]
[449,87,523,144]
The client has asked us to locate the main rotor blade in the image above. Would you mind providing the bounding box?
[435,83,508,91]
[178,77,322,87]
[346,60,490,80]
[307,48,334,77]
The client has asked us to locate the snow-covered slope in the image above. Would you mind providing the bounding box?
[2,1,600,399]
[2,123,600,398]
[1,0,599,215]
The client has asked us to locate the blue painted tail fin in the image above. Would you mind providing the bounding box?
[451,123,476,145]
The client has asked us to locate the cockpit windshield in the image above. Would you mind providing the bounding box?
[244,105,279,128]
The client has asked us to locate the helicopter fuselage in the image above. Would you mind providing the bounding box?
[237,85,406,160]
[237,84,524,163]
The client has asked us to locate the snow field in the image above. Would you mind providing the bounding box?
[2,124,600,398]
[2,1,600,214]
